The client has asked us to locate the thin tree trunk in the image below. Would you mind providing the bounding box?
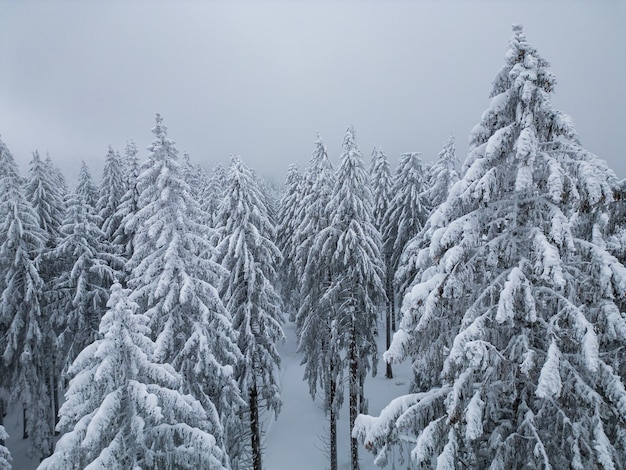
[349,315,359,470]
[358,371,367,415]
[0,399,4,447]
[23,403,28,439]
[385,272,394,378]
[329,370,337,470]
[250,383,262,470]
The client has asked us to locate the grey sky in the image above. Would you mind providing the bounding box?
[1,1,624,185]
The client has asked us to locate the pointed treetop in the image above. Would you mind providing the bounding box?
[147,113,178,161]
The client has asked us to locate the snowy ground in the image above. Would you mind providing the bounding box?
[5,320,413,470]
[264,321,413,470]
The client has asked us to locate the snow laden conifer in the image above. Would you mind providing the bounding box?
[52,188,121,374]
[0,425,10,470]
[381,151,428,339]
[25,150,68,430]
[0,139,54,459]
[395,135,460,296]
[294,136,342,469]
[327,126,385,470]
[355,25,626,469]
[369,146,394,379]
[276,164,303,319]
[97,145,126,244]
[75,161,99,210]
[216,156,284,470]
[201,163,228,228]
[126,114,241,464]
[426,134,460,210]
[113,140,141,264]
[25,150,65,243]
[38,283,228,470]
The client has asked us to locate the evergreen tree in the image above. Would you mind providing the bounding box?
[38,283,228,470]
[294,136,340,469]
[201,163,227,228]
[216,156,284,470]
[317,126,385,470]
[395,135,460,296]
[52,190,120,374]
[181,151,205,204]
[126,114,241,463]
[276,164,303,320]
[44,154,69,200]
[25,150,65,243]
[25,150,68,431]
[0,139,54,459]
[0,425,10,470]
[75,161,99,210]
[97,145,126,243]
[355,25,626,469]
[381,151,428,335]
[369,146,394,379]
[113,140,141,264]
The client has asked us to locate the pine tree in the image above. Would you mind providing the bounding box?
[97,145,126,243]
[216,156,284,470]
[395,135,460,296]
[381,151,428,337]
[38,283,228,470]
[294,136,340,469]
[355,25,626,469]
[126,114,241,463]
[52,190,120,374]
[0,425,10,470]
[201,163,227,228]
[25,150,65,243]
[276,164,303,320]
[318,126,385,470]
[113,140,141,264]
[75,161,99,210]
[181,151,205,204]
[44,154,69,200]
[25,151,68,431]
[369,146,394,379]
[0,139,54,459]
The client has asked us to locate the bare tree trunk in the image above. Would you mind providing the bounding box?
[349,316,359,470]
[329,370,337,470]
[358,371,367,415]
[250,383,262,470]
[0,399,4,447]
[385,272,394,378]
[23,403,28,439]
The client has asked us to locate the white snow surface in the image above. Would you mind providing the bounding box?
[265,320,414,469]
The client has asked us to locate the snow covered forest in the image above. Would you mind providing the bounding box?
[2,25,626,470]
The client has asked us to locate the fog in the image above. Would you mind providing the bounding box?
[1,1,624,183]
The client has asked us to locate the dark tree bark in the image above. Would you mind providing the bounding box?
[250,383,262,470]
[385,272,394,379]
[329,370,337,470]
[349,313,359,470]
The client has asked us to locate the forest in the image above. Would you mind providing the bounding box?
[1,25,626,470]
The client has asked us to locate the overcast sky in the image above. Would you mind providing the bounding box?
[1,0,624,185]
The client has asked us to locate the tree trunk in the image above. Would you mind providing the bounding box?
[358,371,367,415]
[385,272,394,379]
[250,383,262,470]
[329,371,337,470]
[0,400,4,447]
[23,403,28,439]
[349,316,359,470]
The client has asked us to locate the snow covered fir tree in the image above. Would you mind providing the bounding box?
[354,25,626,469]
[0,24,624,470]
